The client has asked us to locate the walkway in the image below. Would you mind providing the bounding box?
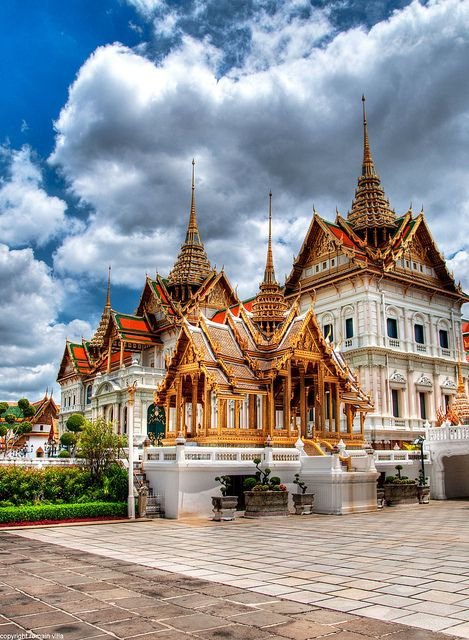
[5,500,469,638]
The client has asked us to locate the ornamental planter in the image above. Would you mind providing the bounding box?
[211,496,238,521]
[244,490,289,518]
[292,493,314,515]
[417,485,430,504]
[384,483,418,506]
[377,488,385,509]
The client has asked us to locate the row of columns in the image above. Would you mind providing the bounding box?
[164,366,363,440]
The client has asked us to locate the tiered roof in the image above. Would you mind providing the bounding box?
[347,96,397,239]
[166,160,212,300]
[251,193,289,337]
[157,302,373,412]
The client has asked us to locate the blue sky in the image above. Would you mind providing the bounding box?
[1,0,469,400]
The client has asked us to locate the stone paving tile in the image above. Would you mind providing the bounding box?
[10,610,77,629]
[33,621,106,639]
[445,622,469,639]
[162,612,230,632]
[195,623,276,640]
[415,589,468,604]
[79,606,140,623]
[5,501,469,639]
[395,611,460,631]
[269,618,340,639]
[100,617,166,637]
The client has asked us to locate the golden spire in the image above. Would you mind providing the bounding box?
[263,191,277,286]
[166,159,212,302]
[347,96,396,243]
[90,267,113,348]
[252,192,288,339]
[186,159,202,246]
[361,95,375,178]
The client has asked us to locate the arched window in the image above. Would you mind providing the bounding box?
[86,385,92,404]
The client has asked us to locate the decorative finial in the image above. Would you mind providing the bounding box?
[263,191,276,286]
[361,94,375,177]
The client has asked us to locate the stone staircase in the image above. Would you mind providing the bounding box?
[133,461,163,518]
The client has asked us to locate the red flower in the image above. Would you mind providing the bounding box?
[279,484,287,492]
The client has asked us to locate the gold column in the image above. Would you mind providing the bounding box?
[299,366,306,438]
[165,397,170,437]
[270,380,275,436]
[283,374,291,434]
[234,400,240,429]
[328,382,333,433]
[318,363,325,432]
[248,394,256,429]
[191,373,198,437]
[175,376,182,436]
[335,384,341,435]
[203,376,209,436]
[346,405,353,434]
[360,411,365,438]
[120,341,125,368]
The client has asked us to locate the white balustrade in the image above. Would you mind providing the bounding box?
[426,425,469,442]
[144,445,300,465]
[373,450,430,464]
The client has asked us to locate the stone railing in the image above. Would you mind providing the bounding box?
[426,424,469,442]
[0,458,80,467]
[373,450,430,465]
[144,445,301,465]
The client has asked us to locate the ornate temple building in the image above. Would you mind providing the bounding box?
[284,97,469,445]
[57,100,468,448]
[0,394,59,457]
[154,193,372,446]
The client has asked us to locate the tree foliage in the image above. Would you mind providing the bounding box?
[0,402,9,416]
[77,418,126,480]
[66,413,85,432]
[18,398,35,417]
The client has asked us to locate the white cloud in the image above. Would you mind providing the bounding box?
[0,244,92,400]
[0,146,68,247]
[46,0,469,306]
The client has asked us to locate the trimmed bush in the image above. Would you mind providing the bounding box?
[0,464,127,506]
[0,502,127,524]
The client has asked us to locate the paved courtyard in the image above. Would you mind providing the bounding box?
[3,500,469,639]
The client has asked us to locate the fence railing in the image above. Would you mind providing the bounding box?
[145,445,301,464]
[426,424,469,442]
[373,450,430,464]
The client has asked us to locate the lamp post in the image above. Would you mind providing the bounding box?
[414,435,426,486]
[126,381,137,519]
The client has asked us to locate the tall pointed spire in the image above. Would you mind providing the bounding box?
[166,159,212,302]
[90,267,113,348]
[361,95,376,178]
[347,96,397,245]
[185,159,202,245]
[252,193,288,339]
[263,191,277,286]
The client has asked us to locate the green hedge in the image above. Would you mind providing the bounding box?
[0,464,127,505]
[0,501,127,523]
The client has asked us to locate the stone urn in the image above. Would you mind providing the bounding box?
[137,485,149,518]
[292,492,314,515]
[211,495,238,521]
[244,490,289,518]
[377,487,385,509]
[417,485,430,504]
[384,483,418,506]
